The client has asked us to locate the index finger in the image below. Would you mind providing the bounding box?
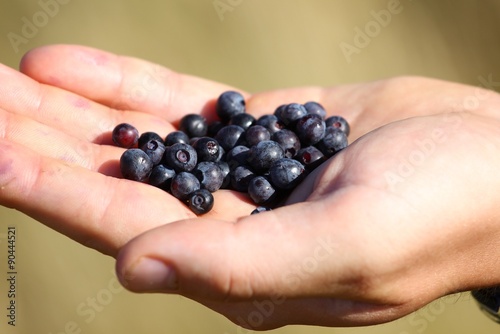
[20,44,247,124]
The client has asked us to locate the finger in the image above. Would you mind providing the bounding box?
[0,139,254,256]
[20,44,245,124]
[0,107,122,175]
[20,45,351,129]
[115,198,366,299]
[115,199,411,327]
[0,63,175,144]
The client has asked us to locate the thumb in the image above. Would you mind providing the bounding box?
[115,201,342,301]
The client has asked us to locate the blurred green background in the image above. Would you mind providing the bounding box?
[1,0,500,333]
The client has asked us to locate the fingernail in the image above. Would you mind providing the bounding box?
[121,257,178,292]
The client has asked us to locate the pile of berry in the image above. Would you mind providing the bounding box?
[113,91,349,215]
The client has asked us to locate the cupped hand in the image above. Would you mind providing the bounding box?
[2,45,500,329]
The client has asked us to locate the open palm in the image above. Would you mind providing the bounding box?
[1,45,500,329]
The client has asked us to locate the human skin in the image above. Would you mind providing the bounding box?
[0,45,500,329]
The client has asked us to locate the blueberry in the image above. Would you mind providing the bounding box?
[140,139,166,166]
[216,160,231,189]
[256,114,284,135]
[112,123,139,148]
[271,129,301,158]
[188,189,214,215]
[245,125,271,147]
[165,131,190,146]
[163,143,198,172]
[193,161,224,192]
[269,158,306,190]
[277,103,307,127]
[113,93,352,218]
[304,101,327,119]
[325,115,350,136]
[138,131,163,149]
[208,120,225,138]
[149,165,176,191]
[214,125,246,151]
[226,145,250,170]
[246,140,285,172]
[295,146,325,170]
[216,91,246,122]
[189,137,201,146]
[295,114,326,146]
[247,176,277,205]
[230,165,256,192]
[170,172,201,201]
[273,104,287,122]
[120,148,153,182]
[315,127,348,158]
[250,206,272,215]
[229,113,255,130]
[179,114,208,138]
[217,145,226,162]
[193,137,222,162]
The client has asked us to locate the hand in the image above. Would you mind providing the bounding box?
[1,45,500,329]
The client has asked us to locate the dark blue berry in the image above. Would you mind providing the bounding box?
[247,176,277,205]
[188,189,214,215]
[277,103,308,127]
[226,145,250,170]
[246,140,285,172]
[216,91,246,122]
[120,148,153,182]
[269,158,305,190]
[245,125,271,147]
[165,131,190,146]
[325,115,350,136]
[256,114,284,135]
[216,160,231,189]
[295,114,326,146]
[251,206,272,215]
[295,146,325,170]
[193,137,222,162]
[149,165,176,191]
[163,143,198,172]
[138,131,163,149]
[208,121,225,138]
[189,137,200,146]
[140,139,166,166]
[273,104,287,122]
[179,114,208,138]
[170,172,200,201]
[316,127,348,158]
[230,165,256,192]
[214,125,246,151]
[272,129,301,158]
[112,123,139,148]
[229,113,255,130]
[193,161,224,192]
[304,101,327,119]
